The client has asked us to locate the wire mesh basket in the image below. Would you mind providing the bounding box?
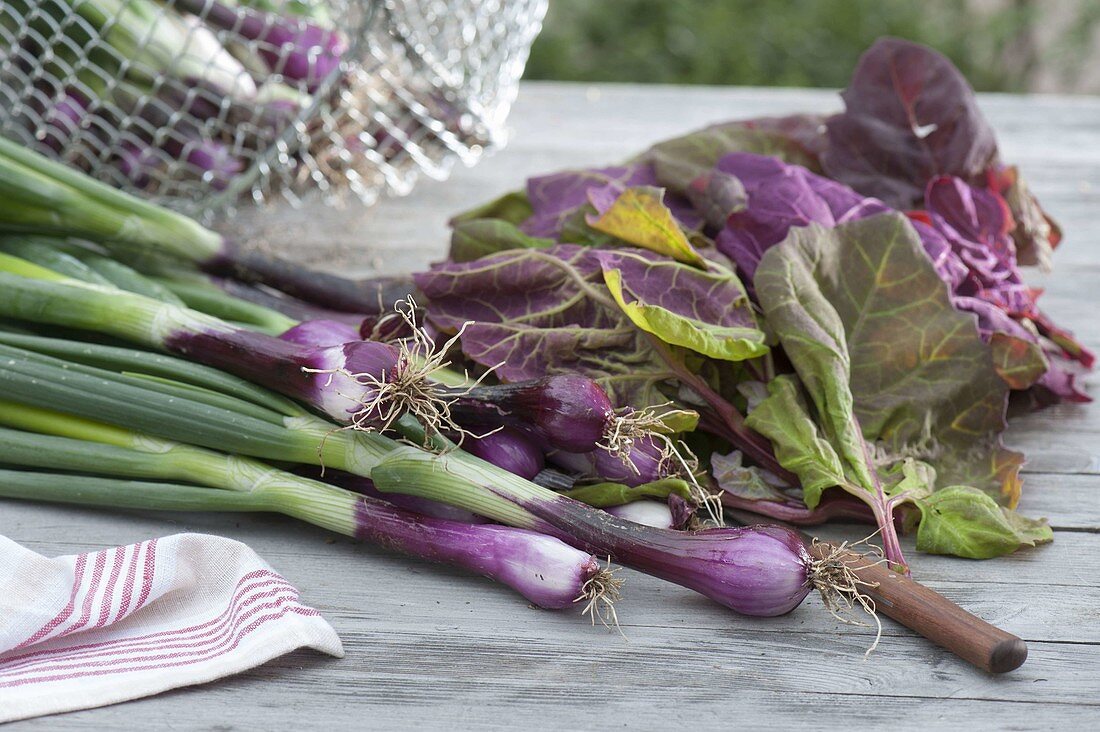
[0,0,546,221]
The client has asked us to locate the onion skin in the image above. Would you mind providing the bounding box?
[605,500,675,529]
[515,494,812,616]
[352,497,599,610]
[450,375,615,453]
[211,277,366,326]
[280,319,361,347]
[463,428,545,480]
[667,494,695,530]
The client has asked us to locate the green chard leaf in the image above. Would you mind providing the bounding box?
[916,486,1052,559]
[753,212,1041,561]
[601,250,768,362]
[449,190,533,226]
[744,374,846,506]
[449,219,554,263]
[710,450,789,504]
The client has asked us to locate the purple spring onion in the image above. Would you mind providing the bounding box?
[0,420,611,613]
[0,268,465,437]
[518,501,818,616]
[162,132,243,191]
[244,82,309,137]
[373,446,834,618]
[358,306,422,343]
[549,437,722,525]
[157,81,225,124]
[448,374,659,457]
[354,501,614,611]
[115,140,165,189]
[167,329,410,428]
[39,89,88,153]
[462,427,545,481]
[552,435,668,487]
[174,0,347,91]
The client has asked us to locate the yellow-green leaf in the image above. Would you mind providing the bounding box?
[586,186,706,268]
[915,486,1053,559]
[602,261,768,362]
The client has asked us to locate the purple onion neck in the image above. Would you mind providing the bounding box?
[200,243,419,316]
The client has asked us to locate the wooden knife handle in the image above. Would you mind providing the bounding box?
[811,542,1027,673]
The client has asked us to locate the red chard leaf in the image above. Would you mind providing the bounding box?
[822,37,999,209]
[989,165,1061,270]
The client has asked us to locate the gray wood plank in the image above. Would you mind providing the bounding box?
[5,82,1100,728]
[4,501,1100,731]
[4,500,1100,646]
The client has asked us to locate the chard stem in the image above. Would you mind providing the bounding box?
[645,333,797,484]
[870,501,909,575]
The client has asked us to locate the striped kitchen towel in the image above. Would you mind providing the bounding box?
[0,533,343,723]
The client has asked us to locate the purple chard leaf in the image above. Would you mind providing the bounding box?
[416,244,766,407]
[712,152,890,284]
[822,37,999,209]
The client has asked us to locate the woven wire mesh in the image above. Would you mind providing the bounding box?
[0,0,546,220]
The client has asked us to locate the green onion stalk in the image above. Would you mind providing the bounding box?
[0,137,415,313]
[0,339,834,618]
[0,234,299,334]
[0,258,416,428]
[0,259,679,468]
[0,406,615,613]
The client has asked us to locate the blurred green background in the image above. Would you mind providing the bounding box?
[524,0,1100,92]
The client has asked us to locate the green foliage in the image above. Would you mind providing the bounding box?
[525,0,1069,92]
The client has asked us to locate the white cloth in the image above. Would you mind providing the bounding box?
[0,533,343,722]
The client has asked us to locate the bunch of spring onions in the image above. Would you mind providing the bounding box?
[0,141,884,629]
[3,0,343,191]
[0,135,414,313]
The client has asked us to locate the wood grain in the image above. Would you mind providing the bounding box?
[4,82,1099,729]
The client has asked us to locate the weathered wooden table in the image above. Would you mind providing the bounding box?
[5,83,1100,729]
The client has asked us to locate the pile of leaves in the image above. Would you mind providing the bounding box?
[413,38,1091,566]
